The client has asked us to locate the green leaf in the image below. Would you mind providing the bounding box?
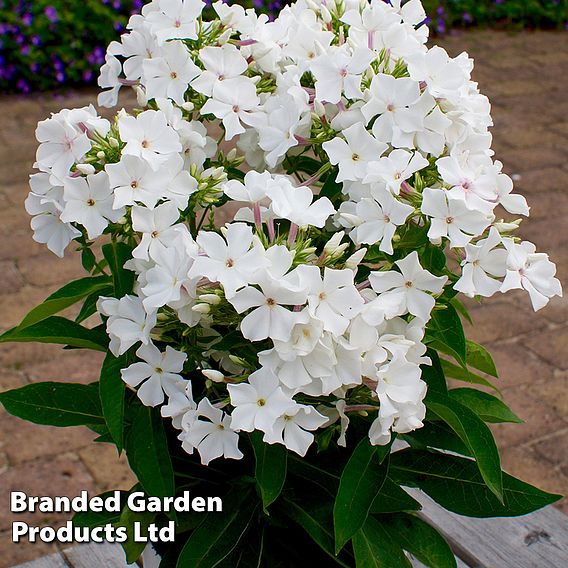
[420,244,446,274]
[449,297,472,325]
[117,504,156,564]
[420,350,448,395]
[0,382,104,427]
[0,316,108,351]
[18,276,111,329]
[390,449,562,517]
[369,479,421,514]
[319,169,342,201]
[102,241,135,298]
[176,488,257,568]
[280,496,349,567]
[352,516,411,567]
[466,340,499,377]
[333,439,390,553]
[72,491,127,528]
[100,352,128,452]
[382,513,457,568]
[426,392,503,501]
[125,406,175,499]
[76,286,113,323]
[288,456,339,498]
[427,304,466,366]
[250,432,287,510]
[403,421,471,457]
[449,388,522,424]
[441,359,499,391]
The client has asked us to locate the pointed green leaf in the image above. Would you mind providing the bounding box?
[0,316,108,351]
[102,241,135,298]
[18,276,111,329]
[176,488,256,568]
[333,439,390,553]
[427,304,466,366]
[466,341,499,377]
[421,350,448,395]
[100,352,127,452]
[250,432,287,509]
[117,503,156,564]
[352,516,411,567]
[441,359,499,391]
[426,392,503,501]
[390,449,562,517]
[281,496,350,567]
[449,388,522,424]
[382,513,457,568]
[0,382,103,427]
[370,479,421,514]
[125,406,175,499]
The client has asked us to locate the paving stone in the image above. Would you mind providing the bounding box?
[523,328,568,371]
[499,445,568,513]
[0,414,96,466]
[0,286,52,331]
[531,428,568,469]
[486,343,555,390]
[0,452,96,529]
[18,253,84,288]
[24,350,104,385]
[465,301,547,344]
[78,444,137,493]
[526,371,568,417]
[0,261,24,294]
[0,343,63,372]
[490,384,568,448]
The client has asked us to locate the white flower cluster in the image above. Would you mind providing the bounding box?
[26,0,561,466]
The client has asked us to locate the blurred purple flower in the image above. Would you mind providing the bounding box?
[44,6,58,23]
[17,78,30,93]
[20,45,30,56]
[463,12,473,24]
[31,34,41,46]
[55,71,65,83]
[22,12,33,26]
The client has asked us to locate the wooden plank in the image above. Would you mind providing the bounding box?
[12,551,68,568]
[61,542,127,567]
[410,555,471,568]
[409,488,568,568]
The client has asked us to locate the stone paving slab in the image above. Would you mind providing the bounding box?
[0,30,567,566]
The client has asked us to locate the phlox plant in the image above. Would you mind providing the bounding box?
[0,0,564,566]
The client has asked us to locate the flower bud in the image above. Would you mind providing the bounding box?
[192,303,210,314]
[201,369,225,382]
[109,137,120,148]
[313,99,326,118]
[96,151,106,160]
[494,219,521,232]
[226,148,237,161]
[320,5,332,24]
[135,86,147,107]
[182,101,194,112]
[75,163,95,175]
[323,231,345,256]
[345,248,366,270]
[199,293,221,305]
[250,75,262,85]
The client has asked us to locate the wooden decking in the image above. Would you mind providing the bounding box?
[13,489,568,568]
